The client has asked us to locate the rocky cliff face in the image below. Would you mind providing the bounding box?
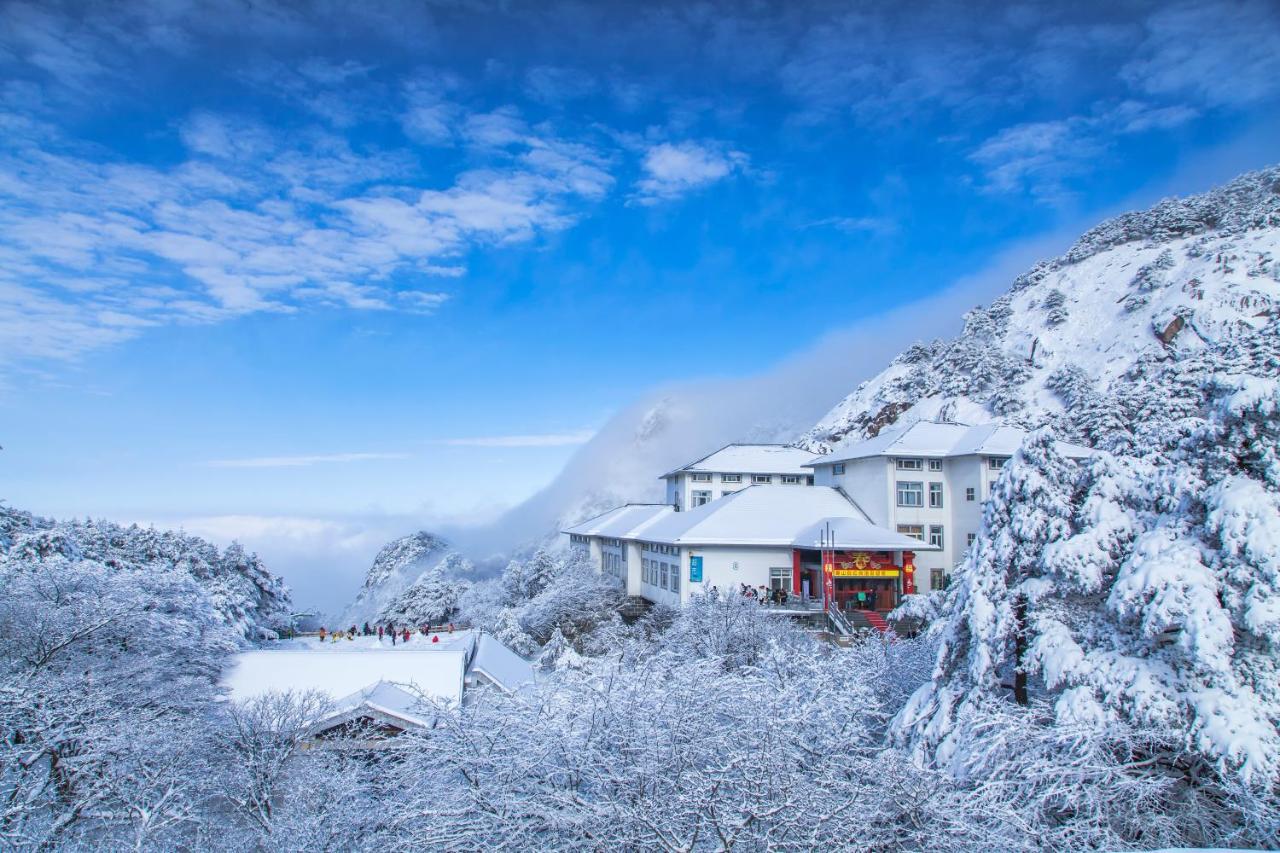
[342,531,452,624]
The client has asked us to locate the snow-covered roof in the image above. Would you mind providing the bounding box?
[806,420,1093,466]
[319,680,437,731]
[791,516,937,551]
[467,633,535,693]
[660,443,815,479]
[561,503,674,539]
[222,647,468,708]
[637,485,937,550]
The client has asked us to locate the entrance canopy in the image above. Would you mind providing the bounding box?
[792,516,940,552]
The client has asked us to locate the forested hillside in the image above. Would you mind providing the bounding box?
[803,165,1280,453]
[0,506,291,639]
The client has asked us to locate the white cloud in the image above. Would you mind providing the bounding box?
[206,452,412,469]
[0,100,614,372]
[1121,0,1280,108]
[969,99,1200,200]
[806,216,897,236]
[436,430,596,448]
[633,141,747,204]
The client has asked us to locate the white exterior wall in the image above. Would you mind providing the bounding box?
[811,454,1010,594]
[665,471,811,512]
[680,545,794,603]
[822,457,891,525]
[884,459,950,591]
[623,540,643,596]
[949,456,986,582]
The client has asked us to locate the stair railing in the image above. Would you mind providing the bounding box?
[826,602,854,636]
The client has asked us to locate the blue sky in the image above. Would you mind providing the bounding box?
[2,0,1278,607]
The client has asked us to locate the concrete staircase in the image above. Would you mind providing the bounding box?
[618,596,653,622]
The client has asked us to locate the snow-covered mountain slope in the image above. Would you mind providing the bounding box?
[803,165,1280,452]
[342,531,452,624]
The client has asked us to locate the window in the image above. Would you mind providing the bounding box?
[929,482,944,508]
[929,525,944,549]
[769,567,793,592]
[928,459,943,472]
[721,490,738,498]
[752,474,772,484]
[660,563,669,590]
[967,533,976,547]
[670,564,680,593]
[692,490,712,507]
[806,476,815,485]
[896,458,924,470]
[897,524,924,541]
[691,472,712,482]
[965,487,976,501]
[930,569,947,591]
[988,456,1010,470]
[897,481,924,507]
[781,474,801,484]
[833,463,846,475]
[721,473,742,483]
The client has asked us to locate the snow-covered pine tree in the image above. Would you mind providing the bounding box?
[378,553,473,625]
[895,366,1280,787]
[891,428,1082,765]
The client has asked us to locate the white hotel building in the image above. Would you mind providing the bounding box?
[565,423,1090,613]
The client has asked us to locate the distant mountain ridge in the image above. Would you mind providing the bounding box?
[802,165,1280,453]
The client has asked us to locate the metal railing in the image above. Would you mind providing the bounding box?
[825,602,854,636]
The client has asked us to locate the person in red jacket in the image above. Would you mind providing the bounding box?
[402,627,410,644]
[432,634,439,644]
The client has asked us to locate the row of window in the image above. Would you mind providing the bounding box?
[688,472,813,485]
[898,525,980,552]
[897,523,945,549]
[895,458,945,472]
[830,456,1011,476]
[896,481,946,508]
[642,558,681,593]
[602,551,625,579]
[642,542,679,556]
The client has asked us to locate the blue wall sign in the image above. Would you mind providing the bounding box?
[689,556,703,583]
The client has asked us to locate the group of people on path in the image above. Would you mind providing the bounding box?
[739,583,789,606]
[316,621,456,645]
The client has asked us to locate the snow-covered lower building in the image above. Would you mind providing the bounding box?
[221,630,534,742]
[661,444,815,511]
[805,421,1091,592]
[565,485,935,612]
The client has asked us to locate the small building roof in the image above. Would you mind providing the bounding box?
[660,443,815,479]
[805,420,1094,467]
[561,503,673,539]
[467,633,535,693]
[319,680,438,732]
[636,485,938,550]
[791,516,935,551]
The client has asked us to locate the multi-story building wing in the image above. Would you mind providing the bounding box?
[565,486,935,612]
[804,421,1091,593]
[661,443,815,510]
